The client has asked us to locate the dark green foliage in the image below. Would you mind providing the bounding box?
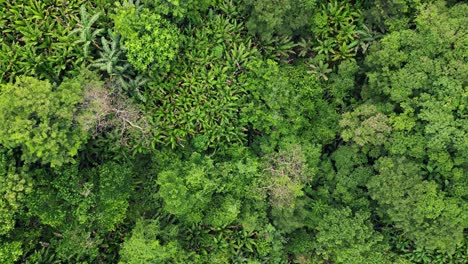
[361,0,435,32]
[257,35,297,62]
[368,157,466,253]
[242,0,374,65]
[146,13,267,148]
[252,63,341,148]
[324,58,359,106]
[0,0,106,83]
[242,0,318,39]
[325,144,373,210]
[143,0,220,23]
[26,161,133,261]
[311,1,367,61]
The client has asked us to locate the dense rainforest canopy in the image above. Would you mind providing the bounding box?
[0,0,467,263]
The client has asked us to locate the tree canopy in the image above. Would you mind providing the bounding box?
[0,0,466,263]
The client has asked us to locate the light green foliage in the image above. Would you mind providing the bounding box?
[24,247,60,264]
[242,0,318,39]
[1,0,467,262]
[0,149,32,236]
[120,218,285,263]
[112,1,180,75]
[264,142,321,232]
[0,76,86,167]
[339,2,468,258]
[400,237,468,264]
[0,151,29,264]
[70,5,104,60]
[119,219,192,263]
[75,70,152,150]
[264,143,309,209]
[364,1,467,181]
[340,103,392,148]
[0,172,31,235]
[157,150,266,228]
[0,0,95,82]
[314,207,389,263]
[157,153,216,224]
[0,240,22,264]
[91,30,130,78]
[368,157,467,253]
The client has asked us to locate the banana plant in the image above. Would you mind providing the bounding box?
[297,37,313,58]
[118,75,149,103]
[311,0,365,63]
[0,0,87,83]
[69,5,104,60]
[91,30,127,76]
[257,35,296,62]
[314,39,336,56]
[24,247,60,264]
[307,60,332,81]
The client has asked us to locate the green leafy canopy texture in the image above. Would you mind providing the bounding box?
[358,0,468,255]
[368,157,466,253]
[0,149,31,263]
[0,0,94,83]
[147,12,272,148]
[156,150,266,228]
[314,208,390,264]
[26,161,133,260]
[242,0,318,39]
[1,1,468,263]
[0,77,87,167]
[112,1,180,76]
[363,0,467,198]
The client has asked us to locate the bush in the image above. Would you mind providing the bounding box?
[112,1,180,77]
[0,76,86,166]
